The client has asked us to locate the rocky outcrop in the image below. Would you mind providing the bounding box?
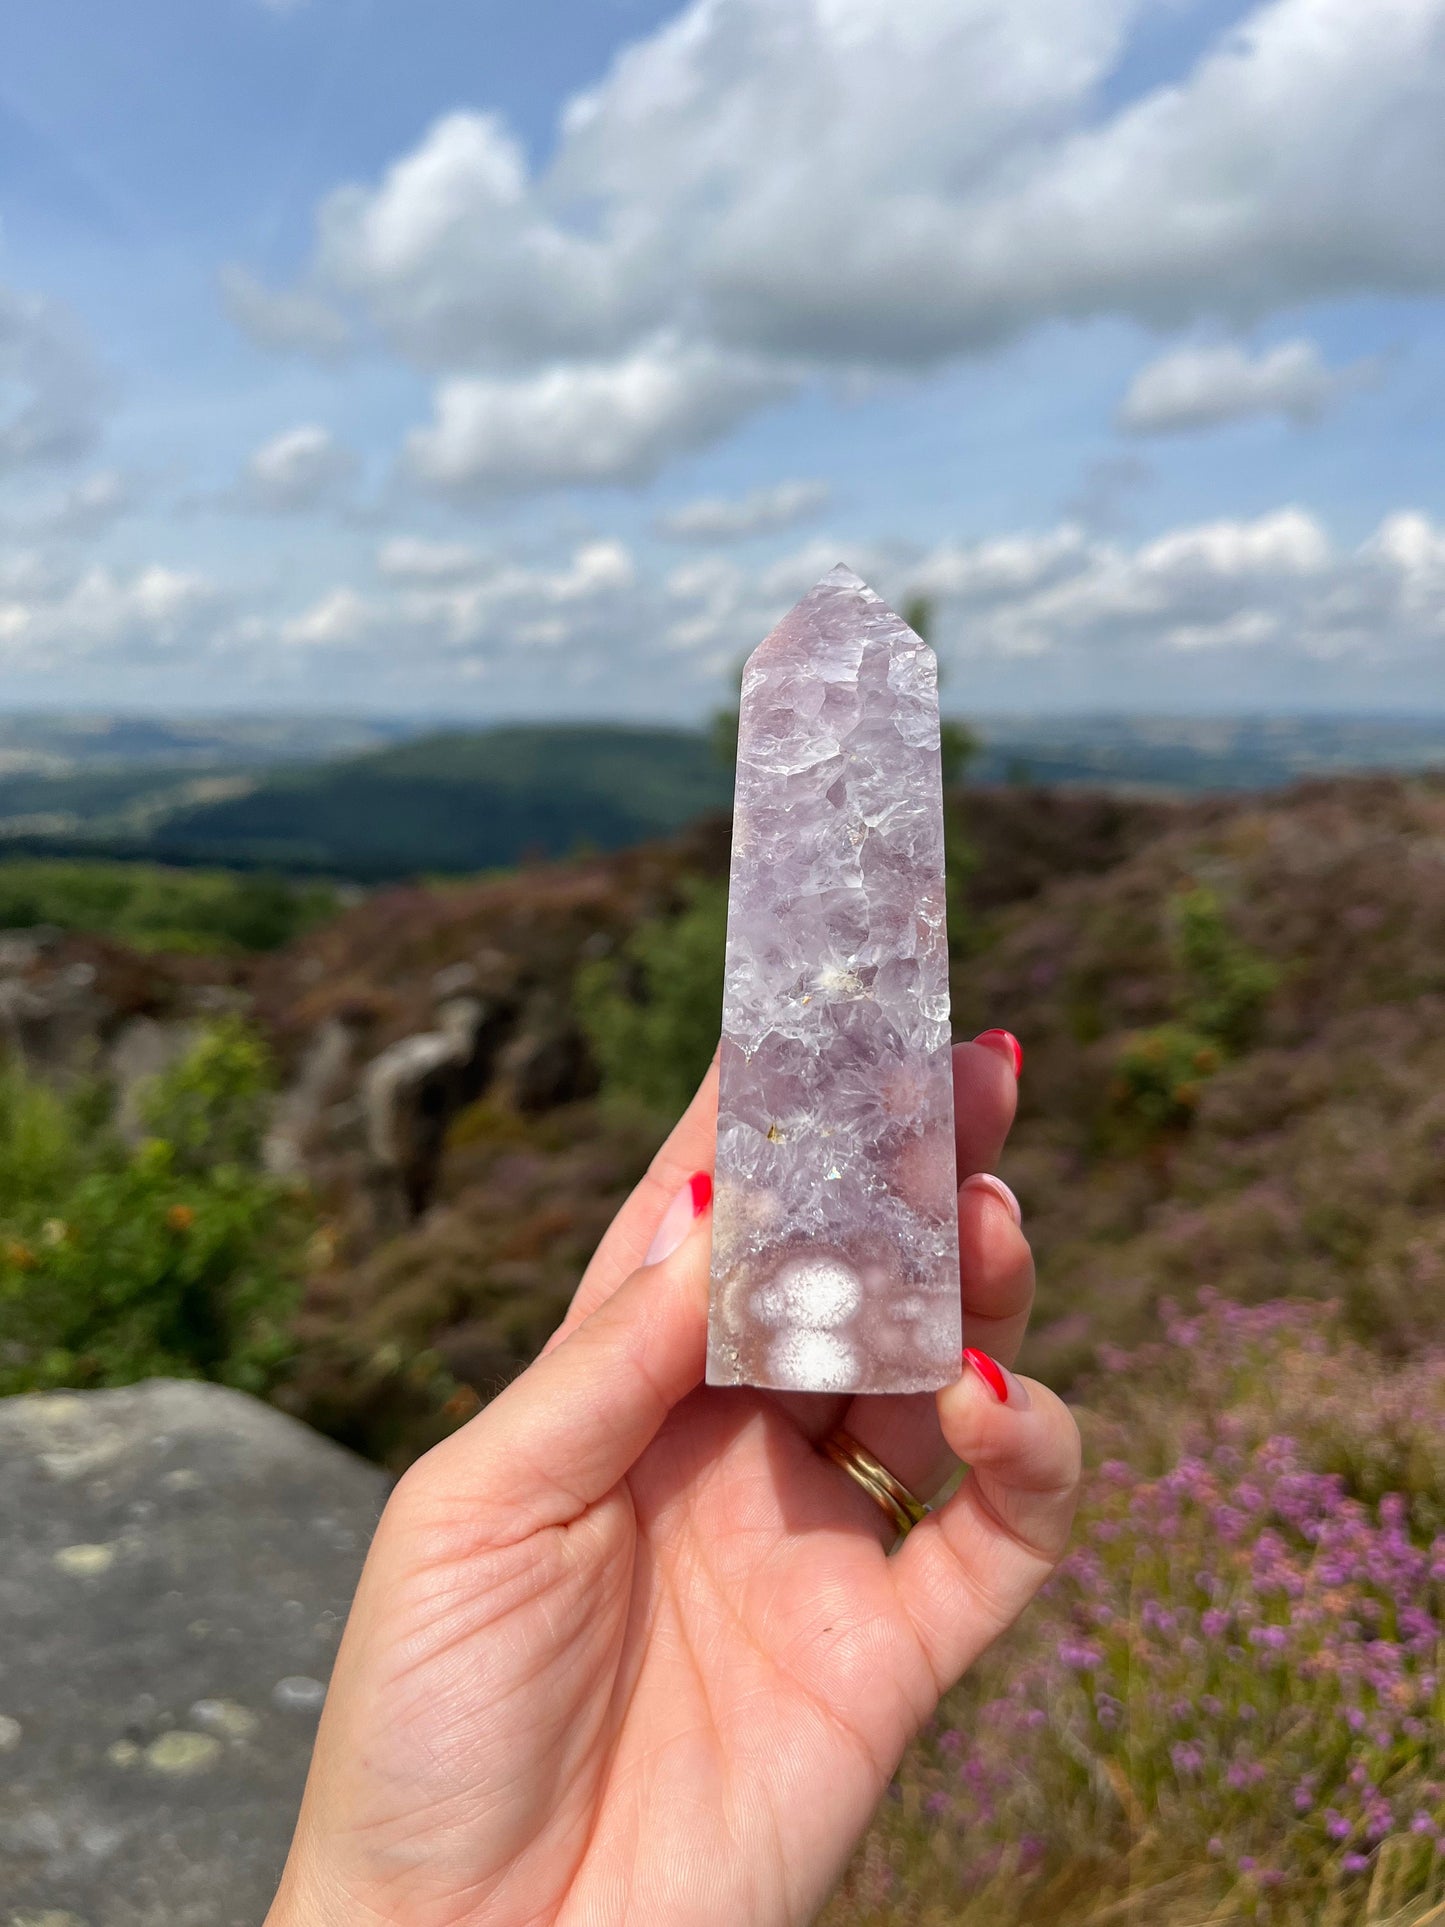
[359,992,511,1219]
[261,1012,361,1180]
[0,925,249,1109]
[0,1380,388,1927]
[246,825,734,1247]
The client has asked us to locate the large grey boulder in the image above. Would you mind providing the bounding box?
[0,1381,389,1927]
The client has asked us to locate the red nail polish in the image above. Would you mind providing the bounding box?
[974,1029,1023,1077]
[963,1347,1010,1402]
[645,1172,712,1266]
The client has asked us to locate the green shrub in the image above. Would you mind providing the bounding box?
[0,1021,312,1396]
[1113,887,1278,1135]
[0,858,337,952]
[137,1014,273,1171]
[1112,1021,1223,1131]
[575,880,726,1116]
[1175,884,1279,1052]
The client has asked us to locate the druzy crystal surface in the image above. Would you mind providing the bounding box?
[706,566,960,1395]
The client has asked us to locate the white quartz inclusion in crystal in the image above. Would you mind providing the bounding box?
[706,565,961,1395]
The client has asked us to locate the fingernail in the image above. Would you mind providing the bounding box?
[974,1029,1023,1077]
[961,1171,1022,1226]
[963,1347,1031,1409]
[645,1171,712,1266]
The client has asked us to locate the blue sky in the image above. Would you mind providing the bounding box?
[2,0,1444,718]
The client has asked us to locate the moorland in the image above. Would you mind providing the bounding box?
[0,741,1441,1922]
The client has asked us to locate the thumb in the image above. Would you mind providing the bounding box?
[410,1173,714,1537]
[891,1354,1081,1693]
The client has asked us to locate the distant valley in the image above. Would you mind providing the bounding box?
[0,712,1443,879]
[0,723,731,878]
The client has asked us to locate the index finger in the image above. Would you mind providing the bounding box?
[547,1053,719,1347]
[953,1031,1020,1178]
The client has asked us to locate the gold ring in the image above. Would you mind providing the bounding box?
[820,1428,929,1539]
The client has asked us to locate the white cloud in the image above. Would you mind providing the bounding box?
[540,538,635,598]
[5,500,1442,705]
[395,540,638,650]
[908,509,1415,664]
[219,265,350,360]
[376,536,486,581]
[314,110,636,370]
[661,536,896,662]
[652,504,1445,691]
[0,562,217,669]
[1131,509,1331,582]
[2,470,132,542]
[237,0,1445,482]
[283,539,638,656]
[43,470,131,537]
[1368,511,1445,620]
[52,469,131,534]
[243,423,357,511]
[0,551,65,601]
[281,585,374,649]
[1372,509,1445,578]
[404,337,791,494]
[657,479,830,541]
[1119,339,1375,434]
[0,280,106,473]
[911,527,1095,606]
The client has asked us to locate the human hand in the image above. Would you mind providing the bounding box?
[268,1033,1081,1927]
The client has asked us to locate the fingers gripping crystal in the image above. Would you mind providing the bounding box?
[706,567,961,1395]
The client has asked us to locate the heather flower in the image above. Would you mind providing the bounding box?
[862,1299,1445,1922]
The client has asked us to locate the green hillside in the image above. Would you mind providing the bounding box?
[143,725,732,878]
[4,714,1445,883]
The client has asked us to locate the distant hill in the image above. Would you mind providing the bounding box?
[1,713,1445,880]
[0,711,418,772]
[135,726,733,878]
[967,713,1445,791]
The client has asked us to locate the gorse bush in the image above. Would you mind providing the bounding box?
[0,1019,312,1396]
[829,1300,1445,1927]
[575,879,727,1116]
[1113,886,1278,1133]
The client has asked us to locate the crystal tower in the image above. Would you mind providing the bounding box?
[706,567,961,1395]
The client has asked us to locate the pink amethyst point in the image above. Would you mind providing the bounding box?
[705,566,961,1395]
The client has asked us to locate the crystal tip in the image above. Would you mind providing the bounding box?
[816,562,872,593]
